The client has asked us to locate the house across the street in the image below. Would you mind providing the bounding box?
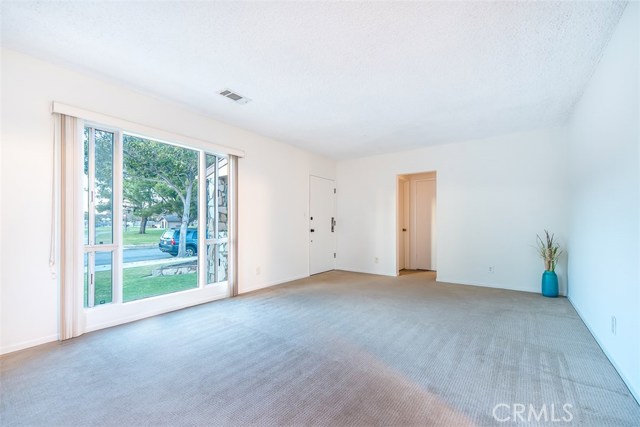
[159,215,181,229]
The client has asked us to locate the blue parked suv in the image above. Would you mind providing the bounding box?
[159,228,198,257]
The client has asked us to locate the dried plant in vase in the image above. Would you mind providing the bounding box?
[536,230,562,297]
[536,230,562,271]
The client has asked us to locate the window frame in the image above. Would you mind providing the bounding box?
[203,154,229,285]
[71,118,235,334]
[83,123,123,308]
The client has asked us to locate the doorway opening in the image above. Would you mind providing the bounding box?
[397,172,437,275]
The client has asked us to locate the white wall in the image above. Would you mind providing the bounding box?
[336,127,569,293]
[567,3,639,401]
[0,48,335,354]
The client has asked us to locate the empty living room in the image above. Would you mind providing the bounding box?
[1,1,639,426]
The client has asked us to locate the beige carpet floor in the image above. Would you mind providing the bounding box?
[1,270,639,426]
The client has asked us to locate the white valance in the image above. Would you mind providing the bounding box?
[51,102,245,158]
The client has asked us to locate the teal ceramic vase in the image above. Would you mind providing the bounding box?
[541,271,559,297]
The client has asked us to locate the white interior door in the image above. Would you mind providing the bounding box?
[309,176,336,275]
[414,179,436,270]
[397,179,405,271]
[403,181,411,269]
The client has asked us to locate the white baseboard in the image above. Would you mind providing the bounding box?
[335,267,396,277]
[568,297,640,405]
[239,274,309,294]
[435,275,569,296]
[1,334,58,356]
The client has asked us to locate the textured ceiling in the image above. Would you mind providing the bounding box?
[1,1,627,159]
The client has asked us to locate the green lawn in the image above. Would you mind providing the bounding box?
[122,228,164,246]
[93,227,165,246]
[91,264,197,305]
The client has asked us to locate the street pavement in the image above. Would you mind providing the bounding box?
[95,247,173,266]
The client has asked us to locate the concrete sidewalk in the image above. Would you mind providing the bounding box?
[95,256,197,272]
[123,244,157,250]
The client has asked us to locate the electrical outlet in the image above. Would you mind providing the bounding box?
[611,316,617,335]
[488,266,494,273]
[374,257,379,264]
[256,266,261,276]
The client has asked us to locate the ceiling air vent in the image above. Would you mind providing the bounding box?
[219,89,251,104]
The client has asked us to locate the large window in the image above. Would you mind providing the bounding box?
[82,125,229,307]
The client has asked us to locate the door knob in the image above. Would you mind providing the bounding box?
[310,229,315,232]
